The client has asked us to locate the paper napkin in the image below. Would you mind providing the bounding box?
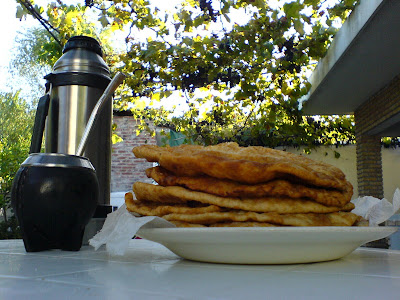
[89,204,175,256]
[351,188,400,226]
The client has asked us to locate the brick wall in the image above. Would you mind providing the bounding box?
[355,135,384,198]
[111,113,156,192]
[354,75,400,135]
[354,74,400,199]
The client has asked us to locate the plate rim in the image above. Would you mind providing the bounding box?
[138,226,398,234]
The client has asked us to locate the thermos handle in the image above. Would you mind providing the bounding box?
[29,94,50,154]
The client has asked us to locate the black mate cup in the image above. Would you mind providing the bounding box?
[11,153,99,252]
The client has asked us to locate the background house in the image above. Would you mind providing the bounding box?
[303,0,400,201]
[303,0,400,248]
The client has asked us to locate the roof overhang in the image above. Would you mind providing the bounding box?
[302,0,400,116]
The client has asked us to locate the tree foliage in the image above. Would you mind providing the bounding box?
[15,0,359,148]
[0,92,35,213]
[8,27,55,102]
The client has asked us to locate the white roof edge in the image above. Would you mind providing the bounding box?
[308,0,385,96]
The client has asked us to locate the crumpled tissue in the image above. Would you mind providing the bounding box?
[351,188,400,226]
[90,189,400,256]
[89,204,175,256]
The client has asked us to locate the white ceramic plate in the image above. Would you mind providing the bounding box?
[137,226,397,264]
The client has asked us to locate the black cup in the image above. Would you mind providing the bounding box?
[11,153,99,252]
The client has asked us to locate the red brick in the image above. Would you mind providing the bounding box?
[111,115,156,192]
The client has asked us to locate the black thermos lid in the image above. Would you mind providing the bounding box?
[62,36,103,57]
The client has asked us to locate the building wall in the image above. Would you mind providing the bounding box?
[111,114,156,192]
[353,74,400,199]
[285,145,400,204]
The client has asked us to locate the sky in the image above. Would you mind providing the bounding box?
[0,0,184,96]
[0,0,200,115]
[0,0,234,113]
[0,0,29,92]
[0,0,338,112]
[0,0,339,88]
[0,1,91,95]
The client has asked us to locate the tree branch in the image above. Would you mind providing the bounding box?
[17,0,62,47]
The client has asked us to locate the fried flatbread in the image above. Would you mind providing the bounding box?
[133,142,349,191]
[162,211,360,226]
[169,221,278,227]
[125,192,222,216]
[146,166,353,207]
[169,221,207,227]
[133,182,355,214]
[209,222,278,227]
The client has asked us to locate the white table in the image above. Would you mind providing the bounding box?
[0,239,399,299]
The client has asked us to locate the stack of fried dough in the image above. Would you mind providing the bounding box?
[125,142,362,227]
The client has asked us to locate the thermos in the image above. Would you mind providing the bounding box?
[33,36,112,208]
[10,36,124,252]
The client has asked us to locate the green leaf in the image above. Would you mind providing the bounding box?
[283,2,302,19]
[293,19,304,35]
[16,6,25,19]
[98,15,109,27]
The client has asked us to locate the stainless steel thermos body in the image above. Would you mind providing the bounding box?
[41,36,112,206]
[12,36,114,252]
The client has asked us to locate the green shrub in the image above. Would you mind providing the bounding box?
[0,216,22,239]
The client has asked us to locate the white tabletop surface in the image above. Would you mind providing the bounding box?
[0,239,399,300]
